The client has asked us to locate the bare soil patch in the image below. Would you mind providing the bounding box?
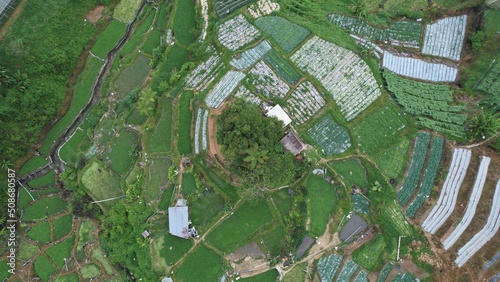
[85,5,104,24]
[227,241,265,262]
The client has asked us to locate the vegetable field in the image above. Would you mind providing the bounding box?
[246,60,289,98]
[376,138,411,179]
[284,81,325,124]
[291,36,381,121]
[307,115,351,155]
[378,263,394,282]
[328,14,421,48]
[185,55,222,89]
[230,40,272,69]
[247,0,280,18]
[91,20,127,58]
[264,50,302,84]
[234,85,262,104]
[255,16,310,53]
[337,259,359,282]
[103,129,139,174]
[205,71,245,108]
[331,159,368,189]
[352,194,370,214]
[422,15,467,61]
[115,54,150,97]
[215,0,255,18]
[476,59,500,97]
[218,14,260,50]
[81,161,122,209]
[352,235,386,271]
[317,254,343,282]
[353,104,407,155]
[175,245,223,281]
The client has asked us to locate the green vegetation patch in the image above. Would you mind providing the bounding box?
[80,263,101,279]
[18,239,39,260]
[256,16,311,53]
[91,20,127,58]
[206,200,274,252]
[27,170,55,188]
[331,159,368,188]
[159,233,194,265]
[172,0,197,46]
[126,109,149,125]
[20,156,48,176]
[77,220,96,260]
[486,9,500,34]
[92,248,114,274]
[115,54,151,97]
[376,138,411,180]
[240,269,279,281]
[120,7,156,55]
[283,263,307,282]
[60,129,86,165]
[306,174,338,237]
[307,114,351,155]
[181,172,197,195]
[178,91,194,154]
[352,194,370,214]
[147,157,172,201]
[81,161,122,208]
[28,221,51,242]
[149,99,173,152]
[352,235,387,271]
[264,50,302,85]
[23,196,67,222]
[39,57,103,155]
[353,103,407,155]
[18,188,36,211]
[34,254,56,281]
[0,260,11,281]
[190,190,225,228]
[175,245,223,281]
[52,214,73,241]
[262,226,284,256]
[113,0,142,23]
[273,189,293,218]
[46,234,75,269]
[142,29,163,55]
[151,45,190,91]
[54,273,79,282]
[103,129,140,174]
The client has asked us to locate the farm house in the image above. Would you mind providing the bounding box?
[280,131,305,155]
[168,199,190,239]
[264,104,291,127]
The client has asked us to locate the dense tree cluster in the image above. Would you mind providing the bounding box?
[217,100,305,188]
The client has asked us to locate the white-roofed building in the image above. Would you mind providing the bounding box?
[168,199,190,239]
[265,104,291,127]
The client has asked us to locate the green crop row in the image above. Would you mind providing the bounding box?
[264,50,302,84]
[256,16,310,53]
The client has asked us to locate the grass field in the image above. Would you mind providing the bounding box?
[0,260,11,281]
[39,57,103,155]
[331,159,368,188]
[28,221,51,242]
[60,129,86,165]
[151,45,190,91]
[115,54,150,97]
[376,138,411,179]
[18,239,39,260]
[20,155,48,176]
[149,99,173,152]
[91,20,126,58]
[206,200,274,252]
[159,233,194,265]
[190,190,225,228]
[34,254,56,281]
[175,245,223,281]
[141,29,162,55]
[76,220,96,260]
[18,188,36,211]
[54,273,79,282]
[171,0,197,46]
[182,172,197,194]
[23,196,67,222]
[262,226,284,256]
[306,174,338,237]
[353,103,408,155]
[147,157,172,201]
[27,170,55,188]
[113,0,142,23]
[80,263,100,279]
[120,6,156,55]
[92,248,114,274]
[178,91,194,154]
[159,184,175,211]
[240,269,279,281]
[198,162,239,201]
[46,234,75,269]
[283,263,307,282]
[52,214,73,241]
[156,4,169,30]
[81,161,122,209]
[126,109,149,125]
[352,235,387,271]
[102,129,139,174]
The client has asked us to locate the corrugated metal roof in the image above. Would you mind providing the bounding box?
[168,206,189,239]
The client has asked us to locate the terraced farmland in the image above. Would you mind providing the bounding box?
[307,115,351,155]
[255,16,310,53]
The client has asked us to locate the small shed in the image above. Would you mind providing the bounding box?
[280,132,305,155]
[265,104,291,127]
[339,213,368,243]
[168,199,189,239]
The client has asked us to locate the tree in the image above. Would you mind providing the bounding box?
[350,0,368,18]
[470,112,500,139]
[243,143,269,169]
[136,88,156,116]
[481,93,500,113]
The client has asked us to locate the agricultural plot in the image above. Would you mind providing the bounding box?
[384,71,466,138]
[382,202,413,236]
[262,226,283,256]
[476,59,500,97]
[18,240,39,261]
[190,190,225,227]
[27,170,55,188]
[185,54,222,89]
[422,15,467,61]
[115,54,150,97]
[284,81,325,124]
[34,254,56,281]
[353,104,407,155]
[352,235,386,270]
[397,132,431,206]
[230,40,272,69]
[91,20,127,58]
[422,148,471,234]
[195,108,202,154]
[306,174,338,236]
[175,245,223,281]
[206,200,273,252]
[234,85,262,104]
[151,45,190,91]
[218,14,260,50]
[247,0,280,18]
[255,16,310,53]
[291,36,381,121]
[46,235,75,269]
[113,0,141,22]
[202,110,208,151]
[352,194,370,214]
[354,270,369,282]
[328,14,422,48]
[171,0,196,46]
[52,214,73,240]
[103,129,139,174]
[317,254,343,282]
[23,196,67,222]
[80,264,100,279]
[405,137,444,218]
[337,259,359,282]
[182,173,197,195]
[376,139,411,179]
[60,129,86,165]
[178,91,194,154]
[264,50,302,84]
[158,233,193,265]
[20,155,48,176]
[241,270,279,281]
[81,161,122,209]
[149,99,173,153]
[215,0,255,18]
[443,156,490,250]
[392,272,415,282]
[28,221,51,242]
[382,51,458,82]
[307,115,351,155]
[147,157,172,201]
[126,110,148,125]
[378,263,394,282]
[331,159,368,188]
[246,60,289,98]
[205,71,245,108]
